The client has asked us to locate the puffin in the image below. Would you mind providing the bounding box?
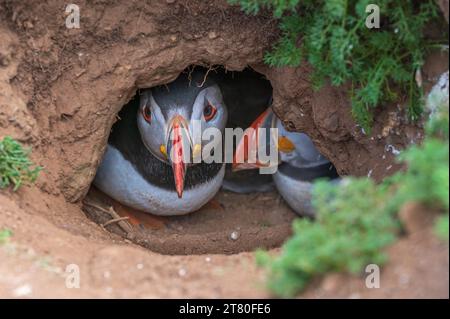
[93,70,228,216]
[232,107,339,217]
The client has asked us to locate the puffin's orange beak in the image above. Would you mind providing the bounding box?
[232,108,273,171]
[167,116,190,198]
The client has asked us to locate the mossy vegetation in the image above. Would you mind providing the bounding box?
[435,214,449,240]
[256,178,400,297]
[229,0,447,131]
[0,136,41,191]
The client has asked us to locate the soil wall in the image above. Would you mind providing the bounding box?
[2,1,447,204]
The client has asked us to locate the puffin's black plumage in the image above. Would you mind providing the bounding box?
[216,69,273,130]
[108,94,223,192]
[277,161,338,182]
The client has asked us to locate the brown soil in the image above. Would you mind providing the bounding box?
[0,0,449,298]
[0,188,448,298]
[83,187,296,255]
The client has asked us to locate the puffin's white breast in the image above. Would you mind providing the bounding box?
[273,171,315,217]
[94,145,225,216]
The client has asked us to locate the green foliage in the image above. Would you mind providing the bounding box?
[257,179,399,297]
[434,214,449,240]
[390,138,449,212]
[390,88,450,213]
[230,0,446,131]
[0,228,12,245]
[426,80,449,139]
[228,0,300,18]
[257,85,449,297]
[0,136,41,191]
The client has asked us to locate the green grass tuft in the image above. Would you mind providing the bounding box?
[0,136,42,191]
[0,228,13,245]
[257,179,399,297]
[434,214,449,240]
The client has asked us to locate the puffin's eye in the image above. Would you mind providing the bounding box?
[203,102,217,122]
[142,105,152,123]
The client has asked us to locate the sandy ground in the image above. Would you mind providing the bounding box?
[0,186,448,299]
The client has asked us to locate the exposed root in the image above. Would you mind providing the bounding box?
[82,200,134,235]
[196,65,219,87]
[102,216,130,228]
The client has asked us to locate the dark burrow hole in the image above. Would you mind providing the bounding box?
[82,66,337,255]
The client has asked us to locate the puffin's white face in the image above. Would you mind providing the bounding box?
[137,85,228,163]
[136,84,228,198]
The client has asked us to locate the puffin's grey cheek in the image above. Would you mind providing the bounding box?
[137,121,166,162]
[215,110,227,132]
[219,106,228,123]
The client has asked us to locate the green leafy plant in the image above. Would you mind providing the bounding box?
[229,0,446,131]
[256,178,399,297]
[0,136,41,191]
[0,228,12,245]
[434,214,449,240]
[389,138,449,212]
[257,78,449,297]
[389,77,449,213]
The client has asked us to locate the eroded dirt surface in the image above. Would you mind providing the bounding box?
[0,188,448,298]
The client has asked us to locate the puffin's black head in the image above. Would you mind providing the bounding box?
[137,70,228,198]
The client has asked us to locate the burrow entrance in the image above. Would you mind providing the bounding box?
[82,66,301,255]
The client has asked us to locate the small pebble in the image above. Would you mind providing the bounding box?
[208,31,218,39]
[103,270,111,279]
[178,268,187,277]
[229,231,240,241]
[136,263,144,270]
[13,284,32,297]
